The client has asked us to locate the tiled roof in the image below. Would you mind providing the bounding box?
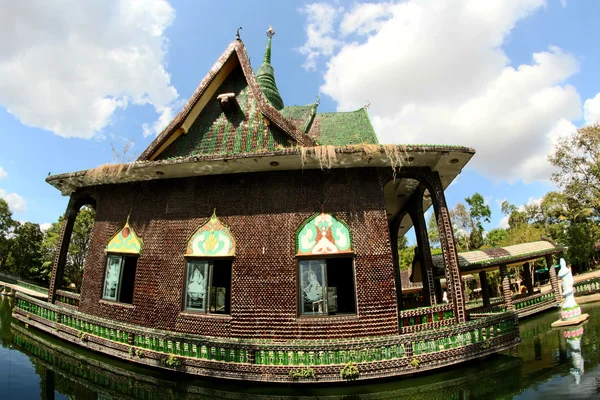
[308,108,379,146]
[138,39,315,161]
[280,103,318,133]
[432,240,563,273]
[155,66,294,160]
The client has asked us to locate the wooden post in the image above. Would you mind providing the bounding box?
[522,262,534,295]
[479,271,490,307]
[500,264,514,310]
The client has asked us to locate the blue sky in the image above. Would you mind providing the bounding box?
[0,0,599,232]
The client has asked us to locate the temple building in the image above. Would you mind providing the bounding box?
[14,29,524,383]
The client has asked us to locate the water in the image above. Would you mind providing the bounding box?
[1,296,600,399]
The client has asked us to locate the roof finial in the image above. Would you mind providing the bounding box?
[256,25,284,110]
[236,26,243,40]
[365,100,371,109]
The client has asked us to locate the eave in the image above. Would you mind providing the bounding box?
[46,144,475,196]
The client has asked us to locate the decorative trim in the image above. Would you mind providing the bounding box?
[296,213,352,256]
[185,211,236,257]
[106,216,143,255]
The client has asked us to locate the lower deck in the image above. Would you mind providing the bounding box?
[14,292,519,383]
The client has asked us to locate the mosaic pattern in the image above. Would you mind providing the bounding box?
[106,217,143,255]
[16,295,516,368]
[297,213,352,255]
[186,211,236,257]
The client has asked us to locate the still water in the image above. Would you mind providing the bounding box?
[1,296,599,400]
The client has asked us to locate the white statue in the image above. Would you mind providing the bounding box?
[557,258,582,321]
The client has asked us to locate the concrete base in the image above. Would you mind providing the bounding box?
[551,313,589,327]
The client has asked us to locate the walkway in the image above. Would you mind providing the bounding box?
[0,280,48,299]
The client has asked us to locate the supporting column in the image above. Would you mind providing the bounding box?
[408,186,436,307]
[427,172,466,323]
[500,264,514,311]
[545,254,560,300]
[479,271,490,307]
[48,197,77,304]
[389,213,404,314]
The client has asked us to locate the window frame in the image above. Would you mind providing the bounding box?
[101,253,138,304]
[296,254,357,318]
[182,257,233,315]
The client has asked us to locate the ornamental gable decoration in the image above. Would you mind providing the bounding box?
[106,217,143,255]
[186,211,236,257]
[297,213,352,255]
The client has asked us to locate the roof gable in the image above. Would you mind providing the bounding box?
[139,40,315,161]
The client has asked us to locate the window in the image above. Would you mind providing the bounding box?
[299,258,355,316]
[102,254,137,303]
[184,259,232,314]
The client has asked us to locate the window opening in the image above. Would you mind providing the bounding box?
[102,254,137,303]
[185,259,232,314]
[299,257,355,316]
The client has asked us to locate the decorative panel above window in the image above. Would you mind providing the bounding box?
[297,213,352,256]
[106,217,143,255]
[186,211,236,257]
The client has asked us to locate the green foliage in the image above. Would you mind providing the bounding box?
[566,222,600,274]
[339,362,360,380]
[11,222,44,281]
[427,212,440,248]
[399,245,417,271]
[0,198,18,271]
[64,207,95,291]
[410,358,421,368]
[288,366,316,380]
[485,228,507,248]
[549,123,600,219]
[161,354,181,367]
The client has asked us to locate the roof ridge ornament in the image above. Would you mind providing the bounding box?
[236,26,243,41]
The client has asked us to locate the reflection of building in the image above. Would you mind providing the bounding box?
[14,29,519,383]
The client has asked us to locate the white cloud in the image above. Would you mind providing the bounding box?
[40,223,52,232]
[300,0,584,183]
[584,93,600,125]
[298,3,343,71]
[0,188,27,212]
[0,0,178,139]
[142,105,174,137]
[499,215,510,229]
[0,167,7,180]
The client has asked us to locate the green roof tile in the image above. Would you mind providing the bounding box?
[310,108,379,146]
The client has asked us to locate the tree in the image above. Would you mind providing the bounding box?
[549,122,600,219]
[485,228,507,248]
[427,212,440,248]
[0,199,18,270]
[11,222,44,280]
[451,203,472,251]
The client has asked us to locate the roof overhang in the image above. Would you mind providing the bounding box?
[46,144,475,196]
[432,240,564,278]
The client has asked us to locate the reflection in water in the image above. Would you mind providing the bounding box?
[4,297,600,399]
[564,326,585,385]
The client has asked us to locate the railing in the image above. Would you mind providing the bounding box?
[398,303,455,334]
[55,290,81,308]
[513,292,556,310]
[574,277,600,296]
[17,281,49,296]
[13,292,520,382]
[465,297,504,310]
